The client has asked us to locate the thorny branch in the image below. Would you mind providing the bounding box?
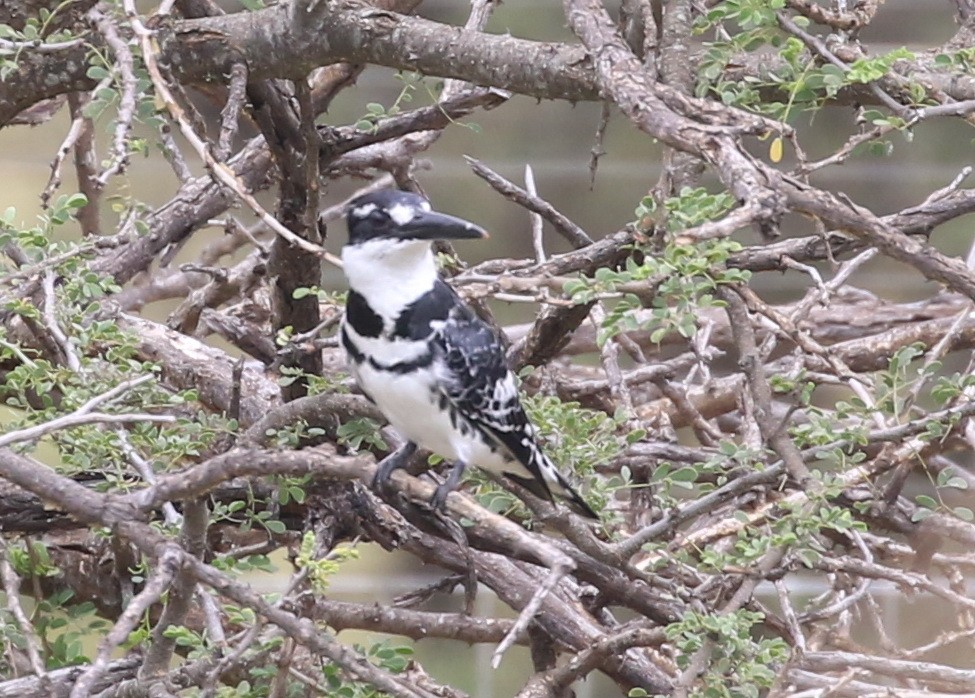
[3,0,975,696]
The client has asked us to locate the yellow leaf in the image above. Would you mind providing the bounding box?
[769,137,784,163]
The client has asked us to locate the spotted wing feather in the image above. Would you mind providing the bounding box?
[432,285,597,518]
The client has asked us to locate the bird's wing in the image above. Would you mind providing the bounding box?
[431,293,557,499]
[424,283,597,518]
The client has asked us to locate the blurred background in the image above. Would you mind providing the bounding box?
[3,0,975,694]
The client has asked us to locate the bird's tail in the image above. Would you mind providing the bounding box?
[551,470,599,519]
[508,451,599,519]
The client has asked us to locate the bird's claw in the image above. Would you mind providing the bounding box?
[430,482,452,512]
[428,461,466,513]
[371,442,417,494]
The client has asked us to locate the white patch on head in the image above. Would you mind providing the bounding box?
[419,200,432,212]
[351,202,377,219]
[388,202,418,225]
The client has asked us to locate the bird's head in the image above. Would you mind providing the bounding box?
[344,189,489,248]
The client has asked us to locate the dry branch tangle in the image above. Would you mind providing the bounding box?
[1,0,972,123]
[5,0,975,696]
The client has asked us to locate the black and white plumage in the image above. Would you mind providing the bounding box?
[340,189,597,519]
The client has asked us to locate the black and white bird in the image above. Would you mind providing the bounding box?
[340,189,597,519]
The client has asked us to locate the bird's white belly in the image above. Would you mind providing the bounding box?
[355,362,509,472]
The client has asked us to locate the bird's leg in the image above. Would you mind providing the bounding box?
[371,441,418,492]
[431,461,467,512]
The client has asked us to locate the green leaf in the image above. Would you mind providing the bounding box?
[64,192,88,209]
[264,519,287,534]
[912,510,932,523]
[670,467,698,483]
[954,506,974,521]
[86,65,111,80]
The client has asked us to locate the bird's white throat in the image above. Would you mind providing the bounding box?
[342,239,438,319]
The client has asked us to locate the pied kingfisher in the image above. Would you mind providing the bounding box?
[339,189,597,519]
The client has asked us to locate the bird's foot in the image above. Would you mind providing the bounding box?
[430,482,452,512]
[371,441,418,493]
[429,461,467,512]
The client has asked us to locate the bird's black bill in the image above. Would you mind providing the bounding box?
[400,210,489,241]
